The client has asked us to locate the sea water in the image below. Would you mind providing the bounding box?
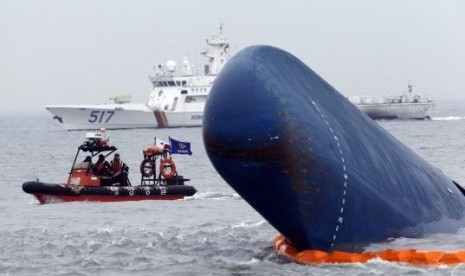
[2,98,465,275]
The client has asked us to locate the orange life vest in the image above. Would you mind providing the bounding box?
[111,160,124,173]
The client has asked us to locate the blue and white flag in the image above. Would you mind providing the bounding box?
[169,137,192,155]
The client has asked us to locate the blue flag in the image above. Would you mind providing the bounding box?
[169,137,192,155]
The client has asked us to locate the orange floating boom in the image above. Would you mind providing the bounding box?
[273,234,465,266]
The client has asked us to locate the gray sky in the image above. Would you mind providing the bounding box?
[1,0,464,113]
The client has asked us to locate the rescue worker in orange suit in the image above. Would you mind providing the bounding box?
[92,154,112,186]
[110,153,130,186]
[92,154,107,176]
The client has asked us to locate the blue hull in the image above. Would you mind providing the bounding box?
[203,45,465,252]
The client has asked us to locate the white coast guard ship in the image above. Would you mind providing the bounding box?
[348,84,435,120]
[46,27,230,130]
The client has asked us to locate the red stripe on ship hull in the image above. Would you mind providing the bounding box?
[153,111,169,128]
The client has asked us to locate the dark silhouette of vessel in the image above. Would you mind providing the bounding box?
[203,45,465,252]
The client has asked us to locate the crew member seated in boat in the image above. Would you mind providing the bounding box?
[110,153,130,186]
[92,154,112,185]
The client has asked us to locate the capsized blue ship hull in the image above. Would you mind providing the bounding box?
[202,45,465,252]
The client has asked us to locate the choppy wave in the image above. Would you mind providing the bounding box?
[232,220,267,229]
[0,223,278,275]
[7,114,465,275]
[187,191,242,201]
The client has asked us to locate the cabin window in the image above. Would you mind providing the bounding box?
[181,90,188,95]
[185,95,207,103]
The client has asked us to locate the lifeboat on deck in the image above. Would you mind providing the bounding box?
[22,129,196,204]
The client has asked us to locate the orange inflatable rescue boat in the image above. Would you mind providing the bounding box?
[22,129,196,204]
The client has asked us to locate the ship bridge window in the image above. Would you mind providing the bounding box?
[185,95,207,103]
[182,80,187,86]
[168,81,176,86]
[176,81,181,86]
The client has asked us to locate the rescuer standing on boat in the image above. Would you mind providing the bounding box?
[110,153,125,173]
[92,154,107,175]
[110,153,130,186]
